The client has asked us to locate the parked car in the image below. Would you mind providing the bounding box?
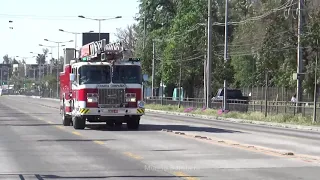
[211,88,249,112]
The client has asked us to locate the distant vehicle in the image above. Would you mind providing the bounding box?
[211,88,249,112]
[59,39,146,130]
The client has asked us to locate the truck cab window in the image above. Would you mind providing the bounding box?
[79,65,111,84]
[112,65,141,84]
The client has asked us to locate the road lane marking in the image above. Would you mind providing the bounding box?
[55,125,65,129]
[47,121,53,124]
[123,152,143,160]
[72,131,82,136]
[93,140,104,145]
[173,172,198,180]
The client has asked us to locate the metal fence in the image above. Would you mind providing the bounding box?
[184,86,315,102]
[16,88,319,117]
[145,97,320,117]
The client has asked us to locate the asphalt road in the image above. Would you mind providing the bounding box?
[0,96,319,180]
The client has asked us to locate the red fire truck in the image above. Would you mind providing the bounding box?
[59,39,145,130]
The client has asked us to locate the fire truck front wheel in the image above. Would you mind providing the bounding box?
[73,116,86,130]
[126,116,140,130]
[61,105,72,126]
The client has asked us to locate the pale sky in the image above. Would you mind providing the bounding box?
[0,0,139,64]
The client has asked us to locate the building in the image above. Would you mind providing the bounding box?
[0,64,11,85]
[12,64,25,78]
[0,63,55,83]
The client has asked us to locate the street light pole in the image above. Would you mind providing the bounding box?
[99,20,101,40]
[78,15,122,41]
[74,34,77,49]
[57,42,60,98]
[43,39,73,98]
[59,29,93,50]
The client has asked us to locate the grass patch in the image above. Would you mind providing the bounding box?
[145,104,320,127]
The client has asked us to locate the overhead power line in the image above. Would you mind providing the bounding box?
[0,14,134,21]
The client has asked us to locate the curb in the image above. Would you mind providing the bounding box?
[145,109,320,132]
[14,95,320,132]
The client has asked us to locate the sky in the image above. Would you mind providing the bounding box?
[0,0,139,64]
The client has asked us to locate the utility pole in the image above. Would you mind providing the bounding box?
[0,68,2,86]
[223,0,229,111]
[265,71,269,117]
[161,59,164,105]
[296,0,304,113]
[143,16,146,49]
[152,41,155,97]
[39,62,41,96]
[56,43,60,98]
[313,39,319,123]
[204,20,207,107]
[178,56,182,108]
[206,0,213,108]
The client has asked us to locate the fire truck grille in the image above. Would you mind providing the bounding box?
[98,89,125,106]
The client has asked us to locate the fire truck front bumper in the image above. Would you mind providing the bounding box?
[76,107,145,116]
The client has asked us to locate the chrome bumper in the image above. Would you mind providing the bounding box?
[77,107,145,116]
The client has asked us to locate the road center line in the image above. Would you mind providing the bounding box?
[93,140,104,145]
[173,171,199,180]
[72,131,82,136]
[123,152,143,160]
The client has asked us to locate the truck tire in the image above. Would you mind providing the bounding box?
[127,116,140,130]
[62,104,72,126]
[73,116,86,130]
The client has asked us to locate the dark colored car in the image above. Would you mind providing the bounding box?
[211,88,249,112]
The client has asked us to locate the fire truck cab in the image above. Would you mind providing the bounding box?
[59,39,145,130]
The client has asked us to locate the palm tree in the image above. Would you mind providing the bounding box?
[11,58,19,64]
[2,55,10,64]
[36,48,49,65]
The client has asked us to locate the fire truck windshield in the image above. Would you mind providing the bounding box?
[112,65,141,84]
[79,65,111,84]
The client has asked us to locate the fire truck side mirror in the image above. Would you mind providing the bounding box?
[70,73,75,82]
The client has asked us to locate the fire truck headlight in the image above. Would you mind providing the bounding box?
[126,97,136,102]
[87,93,98,103]
[137,101,144,108]
[125,93,136,102]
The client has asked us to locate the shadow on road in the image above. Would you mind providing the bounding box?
[0,113,53,116]
[41,174,197,179]
[85,123,243,134]
[0,174,198,179]
[151,149,186,152]
[0,123,61,126]
[37,139,116,142]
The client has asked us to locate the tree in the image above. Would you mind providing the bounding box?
[36,48,49,65]
[2,55,10,64]
[114,24,137,51]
